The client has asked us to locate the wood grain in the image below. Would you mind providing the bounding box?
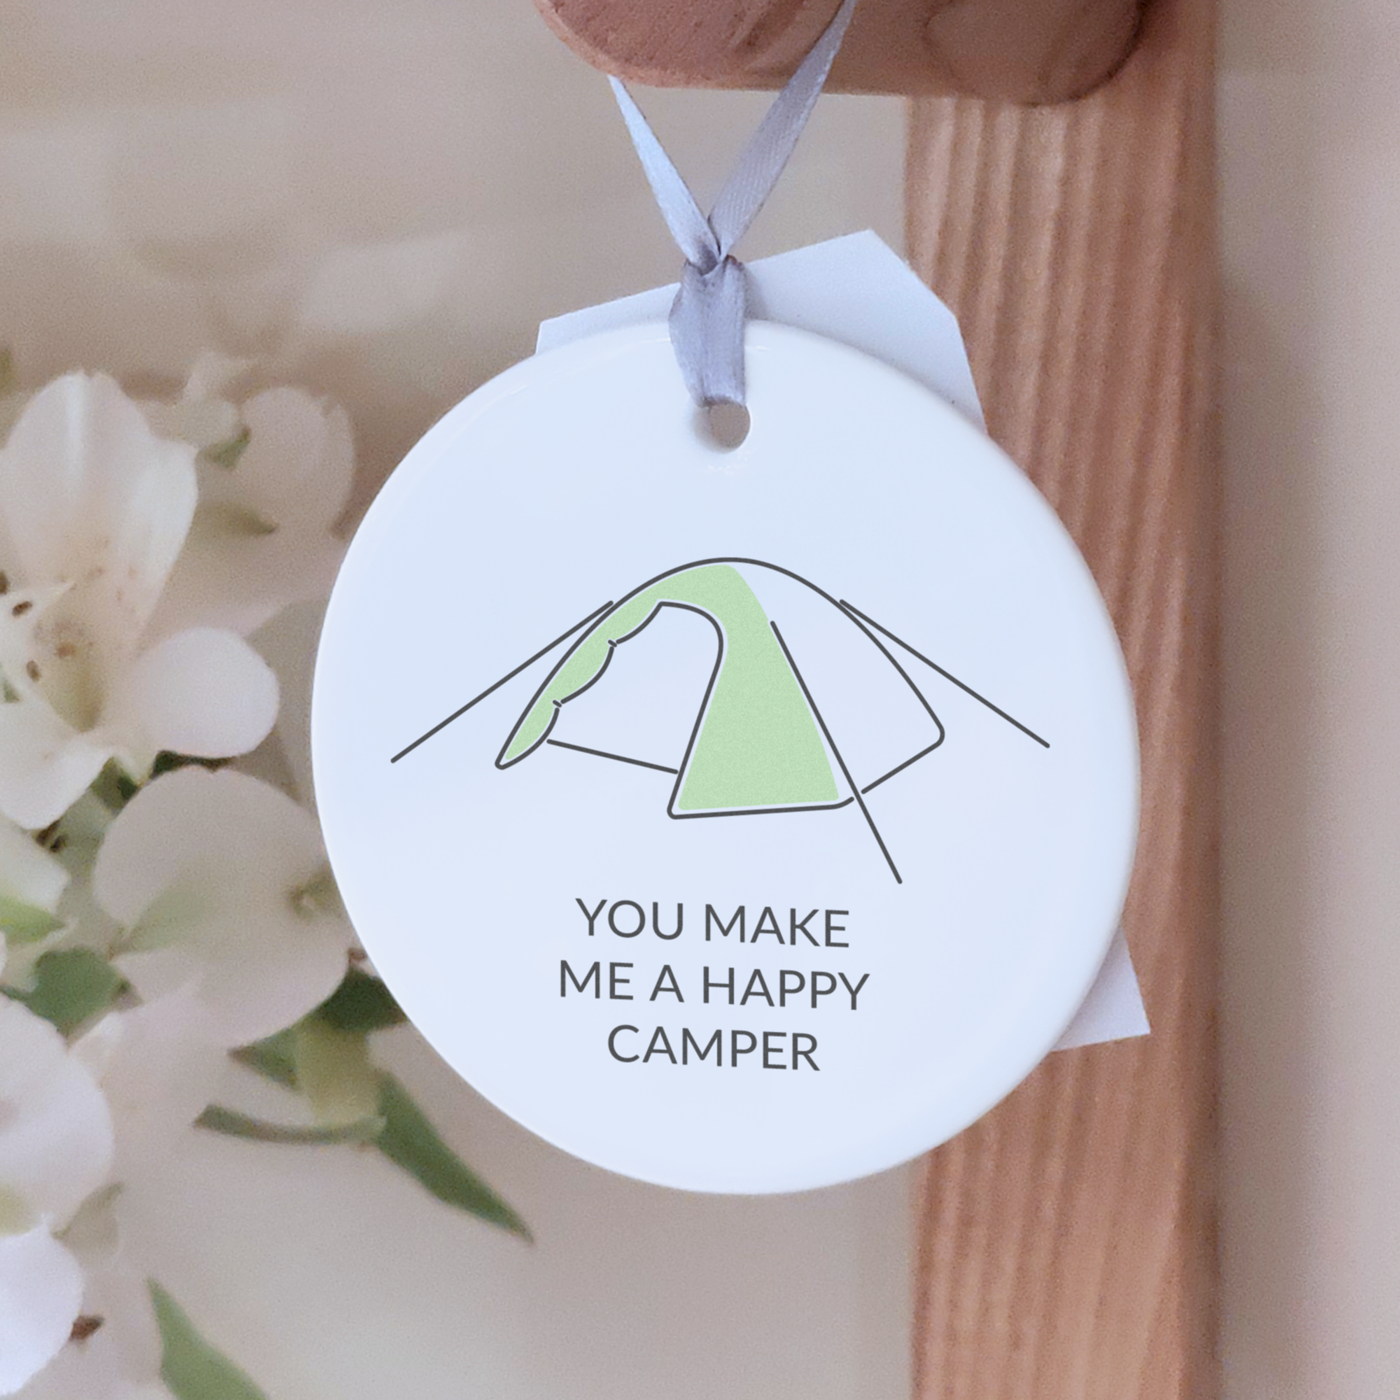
[532,0,1144,101]
[905,0,1218,1393]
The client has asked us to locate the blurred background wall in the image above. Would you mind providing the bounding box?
[1218,0,1400,1395]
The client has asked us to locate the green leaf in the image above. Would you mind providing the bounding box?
[0,892,63,943]
[195,1105,382,1145]
[203,502,276,537]
[215,1037,531,1240]
[375,1075,531,1240]
[150,1281,268,1400]
[313,967,406,1033]
[229,1029,298,1088]
[6,948,125,1035]
[292,1020,381,1127]
[200,426,251,471]
[90,758,139,812]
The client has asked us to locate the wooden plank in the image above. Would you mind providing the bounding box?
[904,0,1218,1394]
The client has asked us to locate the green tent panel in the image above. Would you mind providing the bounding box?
[500,563,840,813]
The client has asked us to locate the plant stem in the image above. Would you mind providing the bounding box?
[195,1105,382,1145]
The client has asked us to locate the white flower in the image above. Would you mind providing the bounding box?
[73,989,224,1179]
[6,995,219,1399]
[0,998,114,1395]
[0,998,113,1229]
[140,353,251,454]
[0,816,69,983]
[0,1228,84,1397]
[147,355,354,639]
[14,1265,172,1400]
[249,596,325,808]
[0,374,279,830]
[94,768,354,1046]
[41,792,121,966]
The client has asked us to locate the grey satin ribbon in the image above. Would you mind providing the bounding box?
[609,0,859,408]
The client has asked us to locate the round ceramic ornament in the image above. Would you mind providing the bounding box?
[312,320,1138,1194]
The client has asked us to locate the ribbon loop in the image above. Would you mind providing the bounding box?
[670,256,748,407]
[611,0,859,409]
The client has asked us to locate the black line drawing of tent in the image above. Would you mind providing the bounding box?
[391,558,1048,885]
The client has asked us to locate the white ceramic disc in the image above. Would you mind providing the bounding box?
[312,321,1138,1194]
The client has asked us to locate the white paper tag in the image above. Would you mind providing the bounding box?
[538,231,1149,1054]
[314,307,1140,1193]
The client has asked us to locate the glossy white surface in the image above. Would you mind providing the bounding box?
[2,2,909,1396]
[313,322,1136,1193]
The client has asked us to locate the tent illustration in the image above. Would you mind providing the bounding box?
[391,558,1048,884]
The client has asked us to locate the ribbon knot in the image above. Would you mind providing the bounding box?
[610,0,858,410]
[673,256,748,407]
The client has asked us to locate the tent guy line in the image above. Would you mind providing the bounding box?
[546,738,679,774]
[390,595,1045,769]
[389,600,615,763]
[834,601,948,793]
[838,600,1050,749]
[769,620,903,885]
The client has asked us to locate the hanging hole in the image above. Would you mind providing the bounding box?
[696,400,751,452]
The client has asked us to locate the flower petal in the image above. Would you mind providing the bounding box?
[140,396,241,455]
[0,1226,83,1396]
[54,1185,120,1269]
[103,628,278,768]
[14,1265,167,1400]
[0,375,197,634]
[0,817,68,914]
[138,350,257,453]
[73,990,224,1177]
[123,935,347,1048]
[249,597,325,807]
[94,769,352,1045]
[84,1268,164,1387]
[93,769,316,926]
[0,999,113,1225]
[0,701,111,831]
[235,388,354,534]
[5,795,127,992]
[0,583,71,708]
[0,816,70,986]
[145,519,344,639]
[148,386,352,639]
